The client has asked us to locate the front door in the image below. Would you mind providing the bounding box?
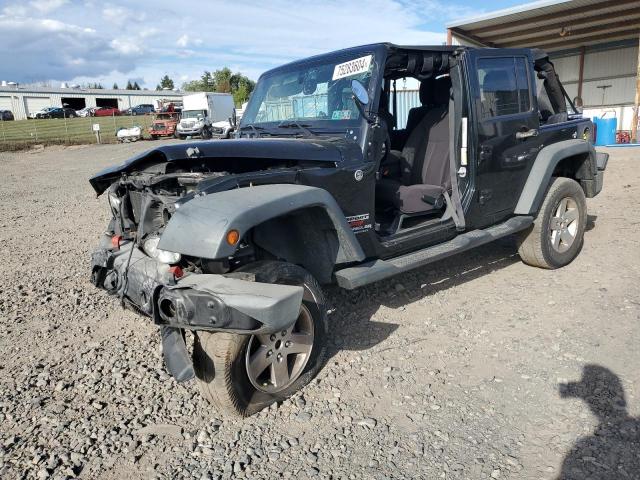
[465,50,541,225]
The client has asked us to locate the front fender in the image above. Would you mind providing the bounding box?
[514,139,597,215]
[158,184,366,263]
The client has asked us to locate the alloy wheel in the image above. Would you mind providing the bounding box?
[245,305,314,393]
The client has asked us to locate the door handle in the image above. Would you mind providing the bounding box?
[516,128,538,140]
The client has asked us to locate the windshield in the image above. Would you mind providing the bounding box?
[182,110,206,119]
[242,52,378,128]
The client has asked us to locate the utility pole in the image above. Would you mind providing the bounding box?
[632,35,640,143]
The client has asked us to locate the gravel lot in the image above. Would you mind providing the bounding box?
[0,142,638,480]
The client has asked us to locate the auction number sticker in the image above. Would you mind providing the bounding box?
[346,213,372,233]
[332,55,373,81]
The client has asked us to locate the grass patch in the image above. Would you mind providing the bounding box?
[0,115,156,151]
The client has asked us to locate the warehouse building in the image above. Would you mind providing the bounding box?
[0,84,184,120]
[447,0,640,141]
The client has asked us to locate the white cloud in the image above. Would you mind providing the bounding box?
[30,0,69,14]
[110,38,144,55]
[1,0,493,86]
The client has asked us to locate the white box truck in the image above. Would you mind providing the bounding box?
[177,92,235,139]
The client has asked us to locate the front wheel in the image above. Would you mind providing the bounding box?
[517,177,587,269]
[193,262,328,417]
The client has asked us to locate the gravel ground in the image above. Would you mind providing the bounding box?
[0,142,638,480]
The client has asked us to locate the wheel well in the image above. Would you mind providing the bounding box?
[250,207,340,284]
[552,153,592,181]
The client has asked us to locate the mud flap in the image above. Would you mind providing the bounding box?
[161,327,195,383]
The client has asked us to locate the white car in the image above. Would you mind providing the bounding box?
[28,107,55,119]
[209,120,235,139]
[76,107,96,117]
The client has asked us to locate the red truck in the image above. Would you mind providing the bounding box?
[148,112,180,139]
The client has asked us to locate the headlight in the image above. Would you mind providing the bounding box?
[108,192,121,215]
[143,236,181,264]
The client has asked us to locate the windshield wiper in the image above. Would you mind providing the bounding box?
[239,124,266,133]
[277,121,317,137]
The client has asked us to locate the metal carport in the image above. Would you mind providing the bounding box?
[447,0,640,141]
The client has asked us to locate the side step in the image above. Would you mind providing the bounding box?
[335,216,533,290]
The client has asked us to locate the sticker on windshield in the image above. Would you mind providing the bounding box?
[332,55,373,81]
[331,110,352,120]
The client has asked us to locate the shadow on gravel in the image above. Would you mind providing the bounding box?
[323,237,522,357]
[586,214,598,232]
[558,364,640,479]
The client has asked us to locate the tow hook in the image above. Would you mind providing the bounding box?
[161,327,195,383]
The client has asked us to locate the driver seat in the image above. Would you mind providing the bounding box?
[376,76,451,215]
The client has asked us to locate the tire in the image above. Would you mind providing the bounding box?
[201,127,212,140]
[178,134,186,140]
[517,177,587,269]
[193,261,329,417]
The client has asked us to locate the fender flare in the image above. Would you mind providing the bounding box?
[158,184,366,263]
[514,139,596,215]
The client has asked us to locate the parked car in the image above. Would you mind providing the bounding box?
[28,107,55,119]
[89,43,607,417]
[0,110,14,121]
[122,104,155,116]
[76,107,96,117]
[93,107,121,117]
[37,107,77,119]
[209,119,234,139]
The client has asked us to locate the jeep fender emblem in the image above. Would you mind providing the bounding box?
[354,170,364,181]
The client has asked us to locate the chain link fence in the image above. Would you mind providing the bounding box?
[0,114,155,151]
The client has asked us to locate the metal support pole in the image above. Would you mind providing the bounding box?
[64,115,69,144]
[577,46,585,100]
[632,35,640,143]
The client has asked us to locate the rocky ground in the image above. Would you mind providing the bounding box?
[0,142,638,480]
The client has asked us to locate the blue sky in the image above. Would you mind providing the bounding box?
[1,0,527,88]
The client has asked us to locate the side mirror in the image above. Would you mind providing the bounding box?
[573,96,584,114]
[351,79,369,106]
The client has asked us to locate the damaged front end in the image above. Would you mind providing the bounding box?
[91,236,303,382]
[88,144,322,383]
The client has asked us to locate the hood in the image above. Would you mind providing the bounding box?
[211,120,231,128]
[89,138,348,195]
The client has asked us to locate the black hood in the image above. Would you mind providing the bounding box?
[89,137,351,195]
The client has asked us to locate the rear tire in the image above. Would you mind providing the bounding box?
[193,262,328,417]
[517,177,587,269]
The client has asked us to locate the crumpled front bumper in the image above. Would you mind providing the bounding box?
[90,238,304,381]
[90,240,303,334]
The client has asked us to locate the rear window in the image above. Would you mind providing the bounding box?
[478,57,531,119]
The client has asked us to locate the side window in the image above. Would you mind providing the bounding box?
[478,57,531,119]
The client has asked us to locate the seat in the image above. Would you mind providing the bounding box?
[376,76,451,215]
[404,78,434,136]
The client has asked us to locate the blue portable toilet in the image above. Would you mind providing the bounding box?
[593,115,617,146]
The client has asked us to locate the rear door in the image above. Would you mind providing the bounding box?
[464,50,541,225]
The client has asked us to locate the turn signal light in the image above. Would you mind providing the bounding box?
[226,229,240,246]
[169,266,184,278]
[111,235,122,250]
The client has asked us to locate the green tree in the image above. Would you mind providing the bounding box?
[133,81,141,90]
[181,68,255,105]
[112,82,119,89]
[157,75,174,90]
[213,67,233,93]
[126,80,133,90]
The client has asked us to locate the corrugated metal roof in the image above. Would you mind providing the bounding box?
[448,0,640,52]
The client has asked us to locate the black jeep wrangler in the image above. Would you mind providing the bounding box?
[89,43,607,416]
